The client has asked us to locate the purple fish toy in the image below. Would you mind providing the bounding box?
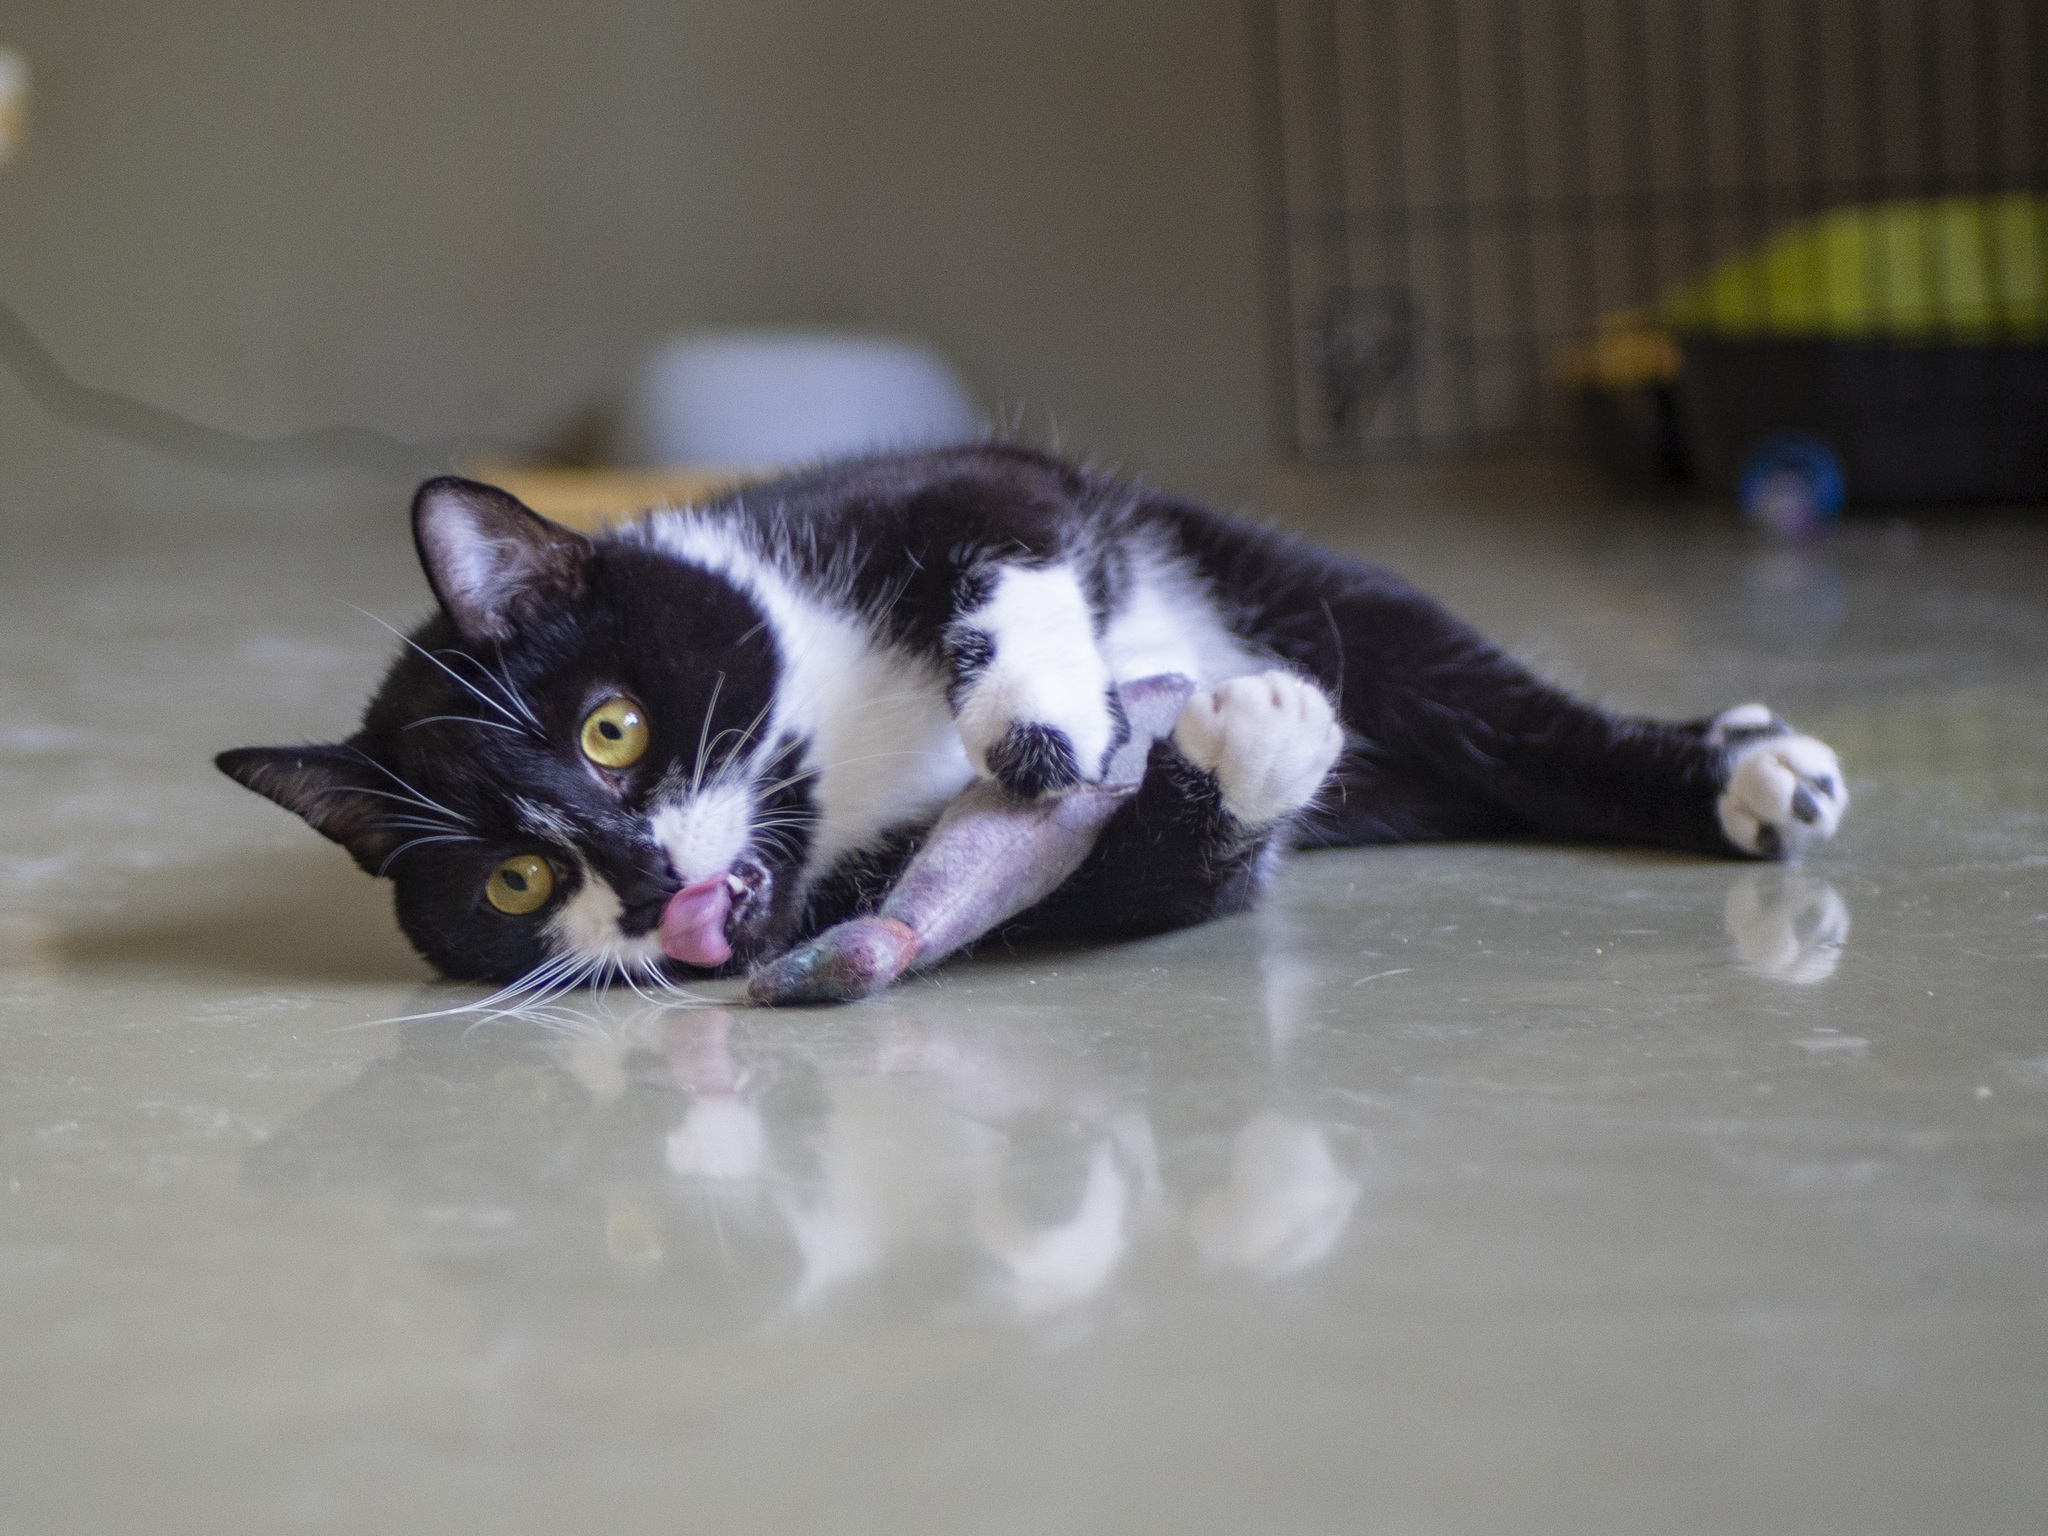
[747,674,1194,1006]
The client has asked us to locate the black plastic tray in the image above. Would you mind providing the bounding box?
[1676,337,2048,506]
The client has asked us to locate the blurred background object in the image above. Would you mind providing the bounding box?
[471,328,982,530]
[1256,0,2048,510]
[2,1,2044,530]
[615,329,982,467]
[1736,433,1846,537]
[0,49,26,166]
[0,1,1269,528]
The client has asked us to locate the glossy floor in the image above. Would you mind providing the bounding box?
[4,475,2045,1534]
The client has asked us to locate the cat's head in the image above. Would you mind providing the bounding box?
[218,477,813,986]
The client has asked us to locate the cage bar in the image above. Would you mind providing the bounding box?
[1257,0,2048,482]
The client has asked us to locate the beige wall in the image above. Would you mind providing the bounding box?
[0,1,1271,523]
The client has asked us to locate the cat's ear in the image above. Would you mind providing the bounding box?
[214,741,403,876]
[411,476,592,644]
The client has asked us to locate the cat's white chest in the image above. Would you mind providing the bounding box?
[799,642,972,874]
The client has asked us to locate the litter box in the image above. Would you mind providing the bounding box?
[1556,195,2039,512]
[1662,194,2048,508]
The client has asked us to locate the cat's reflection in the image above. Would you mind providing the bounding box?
[246,963,1368,1329]
[1190,1113,1361,1279]
[648,1004,1358,1318]
[1723,868,1851,984]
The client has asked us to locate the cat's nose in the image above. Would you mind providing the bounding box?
[610,866,681,936]
[617,899,665,936]
[617,890,673,936]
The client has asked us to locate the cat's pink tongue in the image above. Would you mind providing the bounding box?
[660,876,733,967]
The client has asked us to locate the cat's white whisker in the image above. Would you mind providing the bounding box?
[746,812,816,831]
[401,714,527,735]
[470,955,594,1029]
[378,817,475,839]
[346,604,533,736]
[337,746,475,828]
[472,644,547,731]
[689,672,727,797]
[703,693,780,789]
[616,959,665,1008]
[368,952,587,1030]
[307,782,469,831]
[746,829,802,865]
[376,832,480,876]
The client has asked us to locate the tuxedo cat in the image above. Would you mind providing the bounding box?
[217,445,1846,989]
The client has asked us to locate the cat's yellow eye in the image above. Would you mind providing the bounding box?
[485,854,555,915]
[579,696,649,769]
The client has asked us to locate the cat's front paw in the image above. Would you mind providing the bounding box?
[948,565,1121,798]
[1174,672,1344,827]
[975,713,1115,798]
[1710,703,1847,860]
[956,681,1123,798]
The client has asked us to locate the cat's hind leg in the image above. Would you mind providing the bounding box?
[1212,554,1850,862]
[1172,671,1347,829]
[1007,670,1344,941]
[1309,580,1850,860]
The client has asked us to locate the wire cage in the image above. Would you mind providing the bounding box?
[1251,0,2048,504]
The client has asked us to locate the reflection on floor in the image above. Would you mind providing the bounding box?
[254,984,1370,1330]
[3,475,2044,1535]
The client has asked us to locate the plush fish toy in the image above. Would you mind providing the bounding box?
[747,674,1194,1006]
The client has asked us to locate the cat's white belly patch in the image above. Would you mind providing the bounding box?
[800,647,971,877]
[1101,547,1264,688]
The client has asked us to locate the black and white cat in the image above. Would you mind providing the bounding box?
[218,445,1846,989]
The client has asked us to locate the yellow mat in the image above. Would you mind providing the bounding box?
[463,463,762,532]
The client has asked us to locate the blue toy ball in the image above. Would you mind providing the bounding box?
[1738,434,1846,537]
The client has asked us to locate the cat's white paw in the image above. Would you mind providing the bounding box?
[1174,671,1344,827]
[1710,704,1847,860]
[950,565,1117,797]
[956,675,1118,798]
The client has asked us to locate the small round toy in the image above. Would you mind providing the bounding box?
[1738,433,1846,538]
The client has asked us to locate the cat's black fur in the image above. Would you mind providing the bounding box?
[218,445,1845,987]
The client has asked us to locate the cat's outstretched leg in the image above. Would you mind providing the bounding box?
[943,563,1124,797]
[1295,579,1848,861]
[1125,498,1848,864]
[1009,670,1344,941]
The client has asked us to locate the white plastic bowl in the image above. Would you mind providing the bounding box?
[618,330,983,468]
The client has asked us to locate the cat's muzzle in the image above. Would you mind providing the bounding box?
[659,857,772,972]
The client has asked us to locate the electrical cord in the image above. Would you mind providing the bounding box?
[0,296,520,478]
